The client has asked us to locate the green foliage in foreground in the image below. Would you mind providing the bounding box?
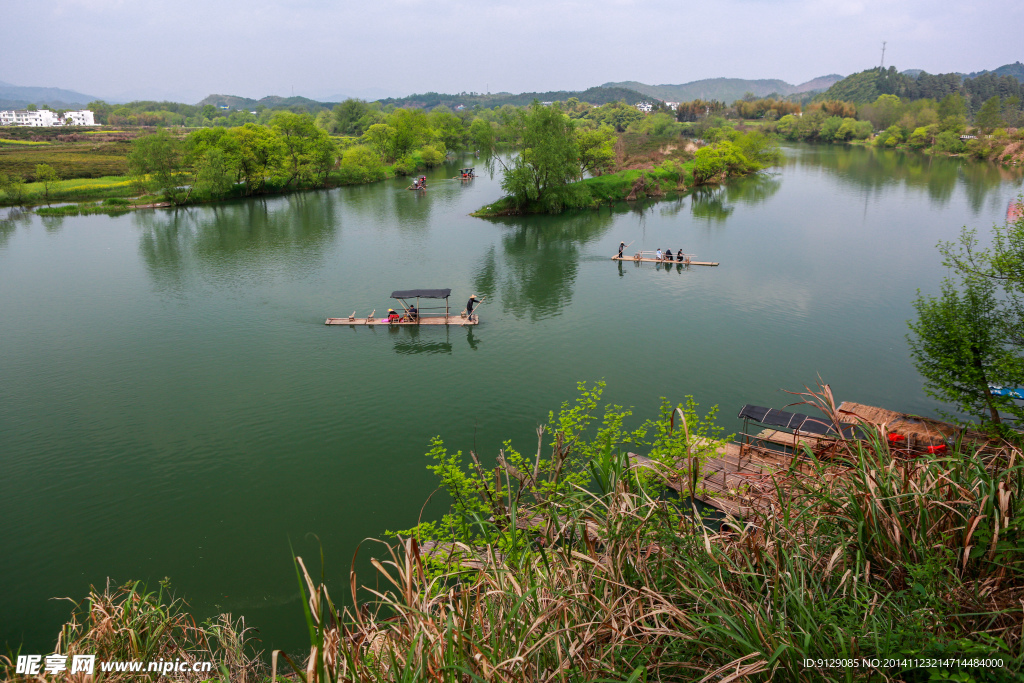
[274,383,1024,682]
[912,200,1024,429]
[9,384,1024,681]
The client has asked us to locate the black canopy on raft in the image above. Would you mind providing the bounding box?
[737,404,854,437]
[391,289,452,299]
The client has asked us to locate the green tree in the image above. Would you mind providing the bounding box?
[469,118,495,152]
[908,276,1024,427]
[430,111,467,152]
[498,101,585,212]
[332,99,370,136]
[389,108,433,159]
[126,130,188,204]
[938,92,968,121]
[193,147,235,198]
[271,111,334,188]
[575,126,615,177]
[225,123,285,194]
[975,95,1004,132]
[363,123,396,161]
[34,164,60,205]
[691,141,756,184]
[0,172,27,204]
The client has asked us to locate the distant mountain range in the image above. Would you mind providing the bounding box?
[600,76,844,103]
[196,93,333,110]
[0,80,99,109]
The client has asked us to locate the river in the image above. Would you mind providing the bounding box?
[1,143,1021,653]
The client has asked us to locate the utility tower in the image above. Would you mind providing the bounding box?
[879,41,887,71]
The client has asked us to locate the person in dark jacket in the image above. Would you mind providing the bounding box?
[466,294,479,318]
[618,242,625,258]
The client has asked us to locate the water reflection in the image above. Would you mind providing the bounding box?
[135,192,339,289]
[391,325,454,355]
[475,209,614,320]
[655,173,782,224]
[784,143,1022,213]
[0,207,29,248]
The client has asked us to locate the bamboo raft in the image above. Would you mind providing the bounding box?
[327,288,480,327]
[612,255,719,267]
[325,315,478,326]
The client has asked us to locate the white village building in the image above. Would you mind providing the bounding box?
[0,109,97,126]
[634,102,654,113]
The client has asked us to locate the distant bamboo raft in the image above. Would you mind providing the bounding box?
[325,316,478,326]
[612,254,719,267]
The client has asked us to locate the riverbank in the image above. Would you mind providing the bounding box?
[6,386,1022,682]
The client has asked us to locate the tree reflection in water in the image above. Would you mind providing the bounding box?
[782,143,1021,213]
[473,209,614,321]
[134,192,339,291]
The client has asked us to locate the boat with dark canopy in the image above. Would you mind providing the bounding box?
[326,288,480,326]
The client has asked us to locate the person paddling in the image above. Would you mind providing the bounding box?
[466,294,479,319]
[618,241,625,258]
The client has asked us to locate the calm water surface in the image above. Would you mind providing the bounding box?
[2,144,1022,652]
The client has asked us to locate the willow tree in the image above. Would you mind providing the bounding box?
[908,276,1024,427]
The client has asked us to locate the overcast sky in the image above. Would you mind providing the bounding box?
[2,0,1021,103]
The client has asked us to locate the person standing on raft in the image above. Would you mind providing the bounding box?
[466,294,479,320]
[618,242,625,258]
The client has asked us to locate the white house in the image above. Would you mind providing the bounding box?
[0,109,97,126]
[635,102,654,113]
[63,110,96,126]
[0,109,62,126]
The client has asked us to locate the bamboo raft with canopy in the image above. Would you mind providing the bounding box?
[326,289,480,326]
[454,167,476,180]
[613,249,719,267]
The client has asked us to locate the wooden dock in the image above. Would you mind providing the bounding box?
[630,442,801,519]
[612,255,719,267]
[325,316,479,326]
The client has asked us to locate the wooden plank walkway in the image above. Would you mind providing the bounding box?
[612,255,719,267]
[325,316,479,326]
[630,442,801,519]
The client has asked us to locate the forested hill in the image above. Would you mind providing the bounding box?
[967,61,1024,81]
[819,64,1024,106]
[376,86,649,110]
[196,94,336,111]
[601,76,842,104]
[195,86,648,112]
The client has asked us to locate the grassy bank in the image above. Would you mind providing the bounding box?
[5,384,1022,682]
